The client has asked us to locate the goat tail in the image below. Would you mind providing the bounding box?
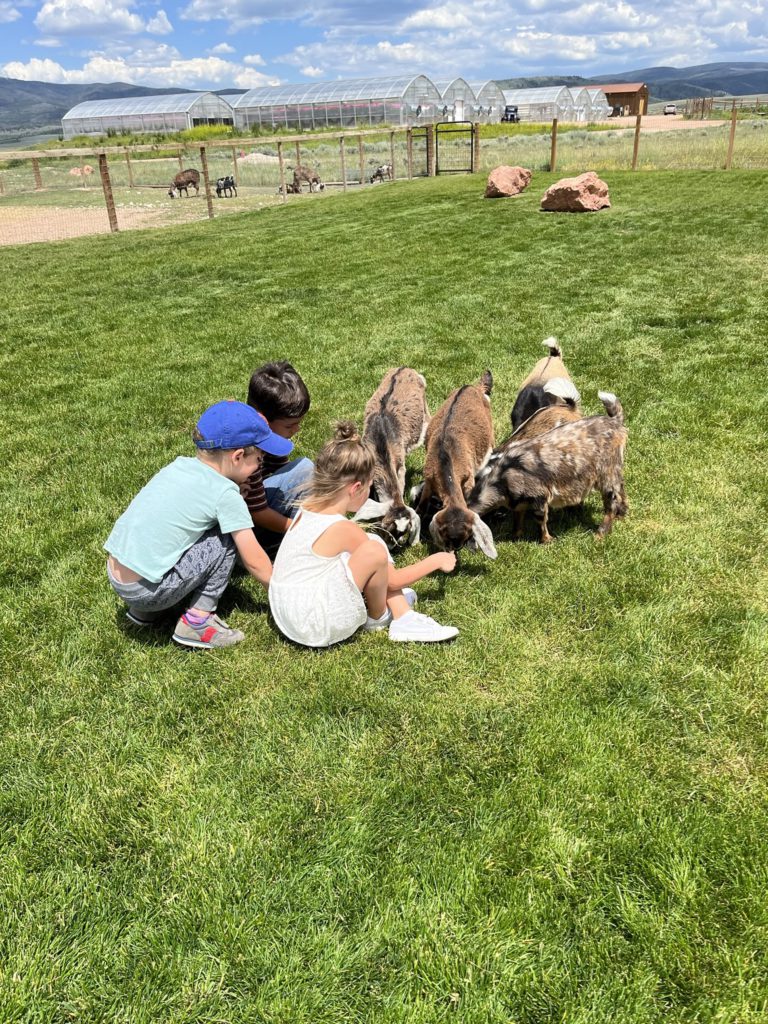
[479,369,493,395]
[541,335,562,357]
[598,390,624,422]
[543,376,580,407]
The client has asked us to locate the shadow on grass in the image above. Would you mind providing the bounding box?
[487,502,602,544]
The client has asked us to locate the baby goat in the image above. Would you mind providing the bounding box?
[354,368,430,549]
[215,175,237,198]
[291,164,323,193]
[415,371,497,558]
[370,163,393,183]
[168,168,200,198]
[511,337,580,430]
[468,391,628,545]
[509,382,582,441]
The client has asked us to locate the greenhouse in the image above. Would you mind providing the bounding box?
[468,81,506,122]
[569,88,591,121]
[499,86,574,122]
[61,93,234,139]
[231,76,441,130]
[432,78,476,121]
[586,88,612,119]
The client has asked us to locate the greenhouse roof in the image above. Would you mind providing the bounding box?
[62,93,222,119]
[431,78,475,99]
[500,86,574,103]
[232,75,433,107]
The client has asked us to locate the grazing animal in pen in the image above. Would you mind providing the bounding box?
[414,371,497,558]
[511,337,581,430]
[168,168,200,198]
[468,391,628,546]
[290,165,323,193]
[354,368,430,549]
[508,381,582,441]
[215,175,237,198]
[370,163,393,183]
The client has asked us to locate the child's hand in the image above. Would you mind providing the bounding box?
[436,552,457,573]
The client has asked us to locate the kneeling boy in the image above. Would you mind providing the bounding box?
[105,400,292,649]
[243,361,314,556]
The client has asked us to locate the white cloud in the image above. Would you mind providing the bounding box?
[210,41,235,53]
[33,35,63,44]
[0,1,21,21]
[301,64,324,77]
[35,0,145,35]
[1,52,281,87]
[401,4,471,30]
[243,52,265,64]
[145,8,172,33]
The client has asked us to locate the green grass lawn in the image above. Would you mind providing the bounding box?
[1,170,767,1023]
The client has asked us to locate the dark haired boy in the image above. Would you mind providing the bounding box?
[105,400,291,649]
[243,361,314,555]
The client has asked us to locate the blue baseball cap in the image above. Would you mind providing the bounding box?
[195,400,294,457]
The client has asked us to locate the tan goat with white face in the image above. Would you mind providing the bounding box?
[414,370,497,558]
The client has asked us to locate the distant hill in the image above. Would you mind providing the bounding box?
[497,61,768,101]
[0,77,245,131]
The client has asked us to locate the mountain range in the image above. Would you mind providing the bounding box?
[2,61,768,132]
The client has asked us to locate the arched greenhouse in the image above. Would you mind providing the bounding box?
[432,78,476,121]
[231,76,441,130]
[61,93,234,139]
[586,88,612,119]
[569,88,591,122]
[468,81,505,122]
[499,86,574,122]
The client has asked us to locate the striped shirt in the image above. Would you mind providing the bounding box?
[241,453,289,518]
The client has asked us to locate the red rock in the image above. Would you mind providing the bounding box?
[484,165,532,198]
[540,171,611,212]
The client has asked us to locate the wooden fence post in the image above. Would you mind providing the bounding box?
[295,141,301,169]
[631,114,642,170]
[549,118,558,173]
[426,125,435,176]
[339,136,347,191]
[472,122,480,173]
[358,135,365,186]
[390,130,396,180]
[726,104,738,169]
[177,150,184,171]
[407,128,413,179]
[199,145,215,219]
[277,141,287,202]
[231,145,238,185]
[32,158,43,190]
[98,152,118,233]
[124,148,134,188]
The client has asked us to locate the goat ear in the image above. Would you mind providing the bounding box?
[471,513,497,559]
[353,498,393,522]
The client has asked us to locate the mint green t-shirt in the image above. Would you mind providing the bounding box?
[104,456,252,583]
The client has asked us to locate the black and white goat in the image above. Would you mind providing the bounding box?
[510,337,581,430]
[468,391,628,546]
[354,368,429,549]
[414,371,497,558]
[216,175,237,198]
[370,163,393,183]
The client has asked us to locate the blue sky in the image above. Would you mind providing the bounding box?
[1,0,767,89]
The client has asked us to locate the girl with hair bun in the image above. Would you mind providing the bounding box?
[269,421,459,647]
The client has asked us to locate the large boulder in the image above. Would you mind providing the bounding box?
[484,165,532,198]
[540,171,611,212]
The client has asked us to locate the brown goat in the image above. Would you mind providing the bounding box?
[511,337,581,430]
[291,164,323,193]
[168,168,200,198]
[468,391,628,546]
[355,368,430,548]
[415,371,497,558]
[509,395,582,442]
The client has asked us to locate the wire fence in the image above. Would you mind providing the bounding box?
[1,114,766,247]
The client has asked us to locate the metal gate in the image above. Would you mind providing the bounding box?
[435,121,476,174]
[408,125,430,177]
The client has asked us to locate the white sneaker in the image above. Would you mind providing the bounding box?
[363,609,392,631]
[388,611,458,643]
[402,588,417,608]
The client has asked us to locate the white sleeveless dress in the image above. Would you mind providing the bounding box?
[269,509,368,647]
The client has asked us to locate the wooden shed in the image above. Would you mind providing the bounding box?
[587,82,648,117]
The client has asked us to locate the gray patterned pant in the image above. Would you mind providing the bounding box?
[107,528,236,616]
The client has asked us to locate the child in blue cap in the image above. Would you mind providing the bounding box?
[105,400,292,649]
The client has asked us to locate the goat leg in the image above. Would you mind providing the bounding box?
[532,498,554,543]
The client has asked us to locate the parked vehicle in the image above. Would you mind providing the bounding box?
[663,103,677,115]
[501,105,520,123]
